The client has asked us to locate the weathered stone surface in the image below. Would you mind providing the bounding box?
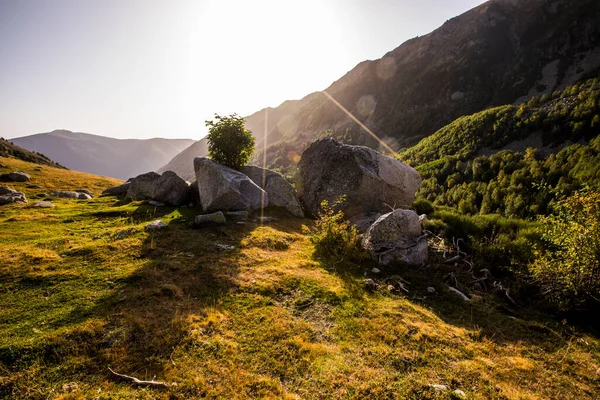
[194,157,267,213]
[125,171,189,206]
[194,211,226,225]
[148,200,165,207]
[144,220,168,231]
[0,191,27,205]
[102,182,131,196]
[362,209,428,266]
[298,138,421,218]
[225,211,249,221]
[52,191,80,198]
[0,171,31,182]
[77,193,92,200]
[75,189,93,197]
[0,186,16,195]
[33,201,55,208]
[350,212,382,232]
[239,166,304,217]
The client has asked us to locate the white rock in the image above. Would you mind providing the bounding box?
[144,220,168,231]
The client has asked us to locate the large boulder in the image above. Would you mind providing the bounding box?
[125,171,189,206]
[102,182,131,196]
[0,171,31,182]
[298,138,421,218]
[239,166,304,217]
[194,157,267,213]
[362,209,428,266]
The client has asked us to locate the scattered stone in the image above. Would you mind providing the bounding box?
[298,137,421,218]
[35,193,48,198]
[363,278,379,292]
[362,209,429,266]
[194,211,226,225]
[236,221,246,225]
[453,389,467,399]
[144,220,168,231]
[427,287,436,294]
[148,200,165,207]
[240,166,304,217]
[126,171,189,206]
[0,186,16,195]
[429,384,449,392]
[194,157,267,213]
[387,284,397,293]
[51,191,80,199]
[77,193,92,200]
[257,216,277,223]
[216,243,235,251]
[225,210,249,221]
[372,268,381,274]
[0,191,27,205]
[33,201,55,208]
[27,184,42,189]
[75,189,93,197]
[102,182,131,196]
[0,171,31,182]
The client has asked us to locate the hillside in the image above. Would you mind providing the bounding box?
[157,138,208,181]
[1,157,598,398]
[0,137,66,169]
[400,74,600,218]
[12,130,195,180]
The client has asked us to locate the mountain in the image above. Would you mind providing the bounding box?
[157,138,208,181]
[161,0,600,179]
[12,130,195,180]
[0,137,66,168]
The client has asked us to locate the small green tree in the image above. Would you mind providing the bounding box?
[205,114,255,169]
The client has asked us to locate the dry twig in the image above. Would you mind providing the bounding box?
[108,368,171,389]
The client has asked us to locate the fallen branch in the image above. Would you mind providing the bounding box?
[448,286,470,301]
[108,367,171,388]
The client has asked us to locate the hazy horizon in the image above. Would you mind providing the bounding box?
[1,0,486,140]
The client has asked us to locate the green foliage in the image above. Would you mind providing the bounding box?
[309,197,367,263]
[400,75,600,219]
[412,197,435,215]
[206,114,255,168]
[530,192,600,309]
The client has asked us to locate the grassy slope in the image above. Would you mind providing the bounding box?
[0,157,599,399]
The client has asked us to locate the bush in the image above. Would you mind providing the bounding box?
[530,192,600,309]
[413,197,435,215]
[205,114,255,169]
[309,197,367,264]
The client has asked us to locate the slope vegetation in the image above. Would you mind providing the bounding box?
[12,130,195,180]
[0,137,65,169]
[0,157,598,399]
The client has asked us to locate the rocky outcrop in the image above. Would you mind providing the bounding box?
[240,166,304,217]
[125,171,189,206]
[51,191,91,199]
[0,171,31,182]
[194,157,267,213]
[362,209,428,267]
[0,187,27,205]
[102,182,130,196]
[298,138,421,218]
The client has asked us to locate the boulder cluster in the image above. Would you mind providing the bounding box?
[103,137,428,266]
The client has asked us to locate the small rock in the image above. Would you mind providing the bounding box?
[453,389,467,399]
[51,191,80,199]
[236,221,247,225]
[27,184,42,189]
[148,200,165,207]
[77,193,92,200]
[0,186,16,195]
[363,278,379,292]
[0,191,27,205]
[387,284,396,293]
[75,189,93,197]
[35,193,48,198]
[372,268,381,274]
[427,287,436,294]
[144,220,168,231]
[418,214,428,224]
[225,210,249,221]
[194,211,226,225]
[216,243,235,251]
[1,171,31,182]
[257,216,277,223]
[429,384,448,392]
[33,201,55,208]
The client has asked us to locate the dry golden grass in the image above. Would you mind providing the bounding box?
[0,157,599,399]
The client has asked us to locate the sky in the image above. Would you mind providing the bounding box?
[0,0,487,140]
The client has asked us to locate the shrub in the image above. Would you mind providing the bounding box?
[530,192,600,309]
[413,197,435,215]
[205,114,255,168]
[309,197,367,264]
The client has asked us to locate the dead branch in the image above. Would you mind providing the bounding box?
[448,286,470,301]
[108,367,171,389]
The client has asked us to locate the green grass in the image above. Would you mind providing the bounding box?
[1,157,599,399]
